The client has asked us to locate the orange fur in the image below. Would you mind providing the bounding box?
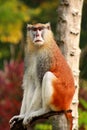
[65,112,73,130]
[48,43,75,130]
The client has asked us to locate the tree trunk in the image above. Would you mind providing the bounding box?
[55,0,84,129]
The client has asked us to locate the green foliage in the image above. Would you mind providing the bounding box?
[79,98,87,129]
[80,98,87,109]
[34,123,52,130]
[0,42,10,68]
[80,0,87,48]
[28,0,58,33]
[80,47,87,80]
[0,0,58,44]
[80,80,87,90]
[0,0,29,43]
[79,109,87,130]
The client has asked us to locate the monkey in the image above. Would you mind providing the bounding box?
[9,23,75,130]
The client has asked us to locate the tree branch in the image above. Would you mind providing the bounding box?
[10,110,72,130]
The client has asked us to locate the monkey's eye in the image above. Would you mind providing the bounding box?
[38,27,44,31]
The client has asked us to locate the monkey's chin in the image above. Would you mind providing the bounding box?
[34,41,44,46]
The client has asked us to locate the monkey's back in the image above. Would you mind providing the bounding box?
[48,42,75,111]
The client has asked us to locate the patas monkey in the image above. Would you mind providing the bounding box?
[10,23,75,130]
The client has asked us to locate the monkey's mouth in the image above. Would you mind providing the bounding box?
[33,38,44,45]
[35,40,42,42]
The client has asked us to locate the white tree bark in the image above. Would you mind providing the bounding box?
[56,0,84,129]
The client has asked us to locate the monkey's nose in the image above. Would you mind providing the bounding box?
[36,33,39,37]
[36,30,40,37]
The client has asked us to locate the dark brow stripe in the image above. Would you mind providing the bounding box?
[27,26,48,31]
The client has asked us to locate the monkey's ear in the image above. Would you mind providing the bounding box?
[27,24,32,30]
[46,22,51,30]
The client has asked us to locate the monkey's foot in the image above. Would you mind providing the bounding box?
[23,113,37,127]
[9,115,25,128]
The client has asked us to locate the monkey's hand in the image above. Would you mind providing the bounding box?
[23,112,38,127]
[9,114,25,128]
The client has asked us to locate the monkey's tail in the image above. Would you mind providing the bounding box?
[65,110,73,130]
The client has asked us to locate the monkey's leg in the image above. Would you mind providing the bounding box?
[42,71,57,109]
[23,86,42,126]
[23,71,57,126]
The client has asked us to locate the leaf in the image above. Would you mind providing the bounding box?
[0,0,29,43]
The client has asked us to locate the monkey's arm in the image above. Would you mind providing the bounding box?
[20,89,27,115]
[9,78,33,127]
[27,87,41,111]
[9,89,27,128]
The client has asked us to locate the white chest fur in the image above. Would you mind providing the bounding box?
[23,53,40,89]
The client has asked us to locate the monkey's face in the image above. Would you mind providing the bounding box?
[27,23,51,46]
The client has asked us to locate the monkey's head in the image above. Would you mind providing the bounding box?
[27,23,53,47]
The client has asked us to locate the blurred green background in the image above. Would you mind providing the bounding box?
[0,0,87,130]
